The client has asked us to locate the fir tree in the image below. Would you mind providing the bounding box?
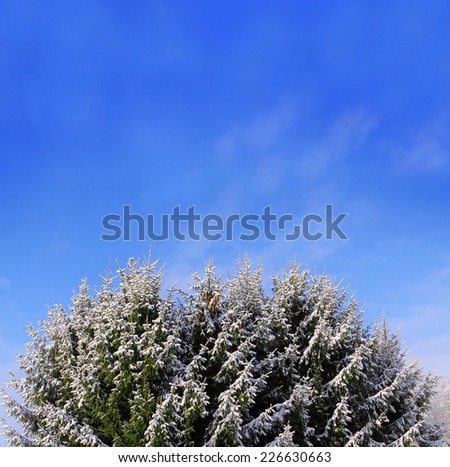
[1,257,446,446]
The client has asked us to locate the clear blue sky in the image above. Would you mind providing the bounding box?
[1,0,450,416]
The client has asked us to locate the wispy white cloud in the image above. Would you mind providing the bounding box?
[215,98,297,160]
[214,98,298,202]
[244,100,297,150]
[395,121,450,173]
[297,108,377,178]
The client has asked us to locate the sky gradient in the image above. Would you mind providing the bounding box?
[1,1,450,433]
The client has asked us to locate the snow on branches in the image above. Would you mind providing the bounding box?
[0,257,445,446]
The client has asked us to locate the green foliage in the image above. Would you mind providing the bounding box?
[0,257,445,446]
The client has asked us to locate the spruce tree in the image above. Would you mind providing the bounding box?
[0,257,445,446]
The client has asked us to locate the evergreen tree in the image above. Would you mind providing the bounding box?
[428,378,450,442]
[1,257,446,446]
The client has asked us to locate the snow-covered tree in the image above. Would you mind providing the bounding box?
[1,257,446,446]
[428,378,450,443]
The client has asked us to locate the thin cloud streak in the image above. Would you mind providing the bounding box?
[297,108,377,179]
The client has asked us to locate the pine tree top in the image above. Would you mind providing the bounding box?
[1,257,446,447]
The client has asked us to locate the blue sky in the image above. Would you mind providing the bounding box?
[1,0,450,428]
